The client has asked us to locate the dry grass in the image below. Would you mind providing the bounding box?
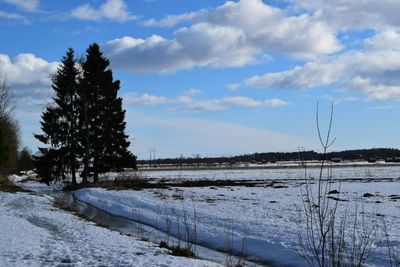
[63,177,168,191]
[159,241,196,258]
[0,179,29,193]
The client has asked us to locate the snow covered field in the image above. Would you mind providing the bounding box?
[140,165,400,181]
[0,187,220,266]
[75,166,400,266]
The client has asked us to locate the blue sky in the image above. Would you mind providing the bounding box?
[1,0,400,159]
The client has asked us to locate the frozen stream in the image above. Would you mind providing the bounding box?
[56,192,263,266]
[18,180,263,266]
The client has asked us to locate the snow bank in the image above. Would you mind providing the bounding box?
[0,190,220,266]
[75,180,400,267]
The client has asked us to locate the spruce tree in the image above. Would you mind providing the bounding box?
[34,106,66,183]
[102,80,137,171]
[34,49,80,184]
[79,43,136,182]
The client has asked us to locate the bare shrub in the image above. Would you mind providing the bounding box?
[223,218,246,267]
[160,196,199,257]
[297,103,382,267]
[384,220,400,267]
[0,78,19,180]
[130,206,151,241]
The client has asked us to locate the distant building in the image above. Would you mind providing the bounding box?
[385,157,400,163]
[330,157,342,163]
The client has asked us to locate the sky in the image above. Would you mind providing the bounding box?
[1,0,400,159]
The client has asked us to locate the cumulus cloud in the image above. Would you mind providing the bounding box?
[71,0,137,22]
[148,0,340,57]
[123,92,288,111]
[0,53,58,106]
[3,0,39,12]
[244,30,400,101]
[0,53,57,85]
[290,0,400,30]
[103,23,256,72]
[103,0,340,73]
[365,29,400,50]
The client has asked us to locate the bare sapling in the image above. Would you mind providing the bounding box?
[383,219,400,267]
[224,218,246,267]
[297,103,383,267]
[181,199,198,254]
[160,196,198,257]
[130,205,150,241]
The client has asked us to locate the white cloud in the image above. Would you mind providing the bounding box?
[3,0,38,12]
[124,93,172,105]
[290,0,400,30]
[0,53,58,86]
[320,94,358,105]
[103,0,340,73]
[365,29,400,50]
[227,83,241,91]
[244,30,400,101]
[245,60,345,90]
[0,53,58,106]
[0,10,28,22]
[142,9,207,27]
[183,88,202,97]
[123,92,288,111]
[103,24,256,72]
[264,98,290,108]
[71,0,136,22]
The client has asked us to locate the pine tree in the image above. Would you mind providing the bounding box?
[34,49,80,184]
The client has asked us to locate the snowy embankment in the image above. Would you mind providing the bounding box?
[0,187,220,266]
[75,179,400,267]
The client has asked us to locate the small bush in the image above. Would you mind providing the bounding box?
[159,241,196,258]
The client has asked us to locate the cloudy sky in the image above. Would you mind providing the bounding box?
[1,0,400,159]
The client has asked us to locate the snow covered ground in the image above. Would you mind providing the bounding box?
[0,186,220,266]
[75,166,400,266]
[140,165,400,181]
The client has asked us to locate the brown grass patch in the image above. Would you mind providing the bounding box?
[0,180,29,193]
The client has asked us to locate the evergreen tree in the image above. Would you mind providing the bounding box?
[34,106,66,183]
[17,147,33,171]
[34,49,80,184]
[102,80,137,171]
[79,43,136,182]
[35,45,136,185]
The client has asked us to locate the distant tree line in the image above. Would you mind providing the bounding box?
[34,44,136,185]
[139,148,400,165]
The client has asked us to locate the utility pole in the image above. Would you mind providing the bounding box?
[149,148,156,168]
